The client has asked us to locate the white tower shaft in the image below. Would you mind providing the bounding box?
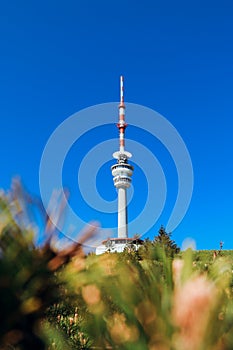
[118,187,128,238]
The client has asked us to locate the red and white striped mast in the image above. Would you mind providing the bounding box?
[118,75,126,152]
[113,75,132,160]
[111,76,134,239]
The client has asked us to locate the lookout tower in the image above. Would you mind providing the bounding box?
[96,77,142,254]
[111,75,134,238]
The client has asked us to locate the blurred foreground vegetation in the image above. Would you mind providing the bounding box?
[1,183,233,349]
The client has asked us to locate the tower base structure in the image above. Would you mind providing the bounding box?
[96,237,143,255]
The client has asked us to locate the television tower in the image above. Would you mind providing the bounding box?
[111,76,134,238]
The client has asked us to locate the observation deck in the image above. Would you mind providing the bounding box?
[111,154,134,189]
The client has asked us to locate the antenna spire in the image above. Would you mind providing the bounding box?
[118,75,126,153]
[120,75,124,104]
[113,76,131,159]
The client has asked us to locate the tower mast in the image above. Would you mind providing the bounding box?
[111,76,134,238]
[119,75,126,152]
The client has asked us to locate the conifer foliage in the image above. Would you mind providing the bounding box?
[154,225,180,256]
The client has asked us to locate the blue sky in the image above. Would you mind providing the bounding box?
[0,1,232,249]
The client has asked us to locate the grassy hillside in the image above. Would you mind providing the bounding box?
[1,188,233,350]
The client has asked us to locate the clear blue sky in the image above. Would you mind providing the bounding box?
[0,1,232,249]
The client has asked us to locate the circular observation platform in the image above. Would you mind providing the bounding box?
[111,163,134,188]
